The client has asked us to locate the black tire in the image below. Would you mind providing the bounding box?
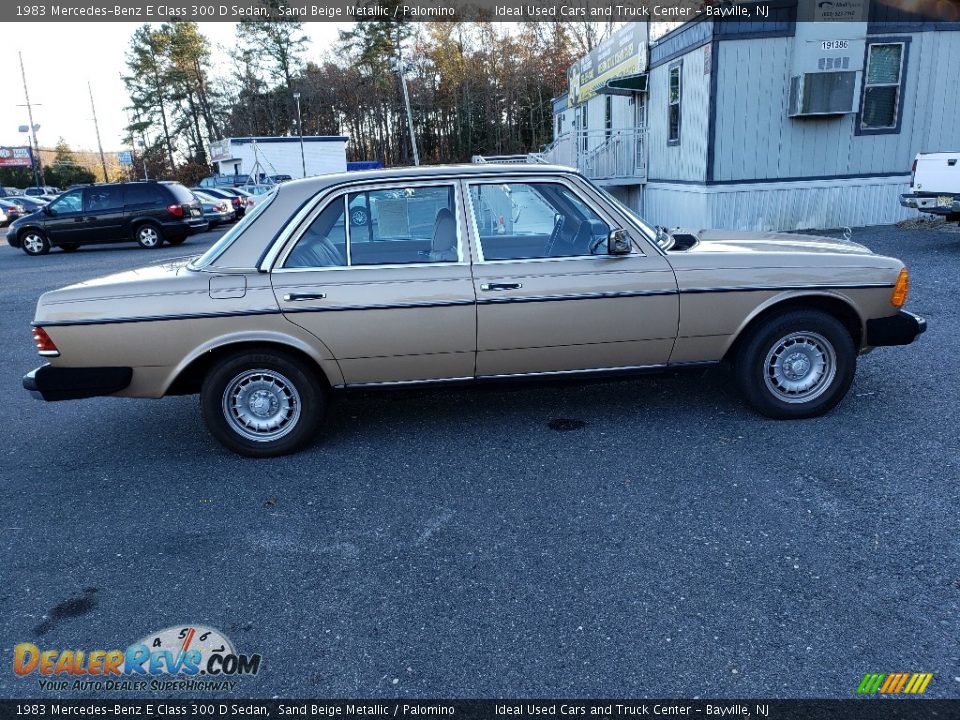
[58,243,80,252]
[166,236,187,246]
[20,229,50,256]
[135,223,164,249]
[350,206,369,226]
[734,309,856,419]
[201,350,326,457]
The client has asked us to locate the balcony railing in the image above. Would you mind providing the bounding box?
[539,128,647,183]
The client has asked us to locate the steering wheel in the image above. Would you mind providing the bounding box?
[545,213,565,257]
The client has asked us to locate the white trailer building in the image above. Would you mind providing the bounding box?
[542,5,960,231]
[209,136,348,181]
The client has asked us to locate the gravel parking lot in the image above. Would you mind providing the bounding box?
[1,223,957,699]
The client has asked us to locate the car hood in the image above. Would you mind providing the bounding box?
[675,229,874,256]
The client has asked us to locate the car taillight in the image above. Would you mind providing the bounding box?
[217,202,227,211]
[246,198,254,206]
[231,198,241,207]
[167,204,184,218]
[32,327,59,357]
[910,158,917,186]
[891,268,910,308]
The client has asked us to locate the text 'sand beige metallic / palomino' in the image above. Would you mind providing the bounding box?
[22,165,926,456]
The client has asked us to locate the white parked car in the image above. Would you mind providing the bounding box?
[899,152,960,219]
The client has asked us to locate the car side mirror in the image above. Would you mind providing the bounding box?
[42,205,52,216]
[607,228,632,255]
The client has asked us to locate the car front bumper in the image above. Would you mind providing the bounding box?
[24,364,133,401]
[866,310,927,347]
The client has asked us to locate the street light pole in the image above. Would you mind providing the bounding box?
[293,91,306,179]
[396,46,420,167]
[88,82,109,183]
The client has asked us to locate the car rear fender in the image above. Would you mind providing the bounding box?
[162,329,345,396]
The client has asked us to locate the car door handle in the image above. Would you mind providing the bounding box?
[480,283,522,291]
[283,292,327,302]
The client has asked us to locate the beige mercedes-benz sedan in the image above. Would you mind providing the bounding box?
[23,165,925,456]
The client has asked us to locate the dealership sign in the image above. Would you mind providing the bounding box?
[210,139,233,162]
[0,146,33,168]
[567,23,648,106]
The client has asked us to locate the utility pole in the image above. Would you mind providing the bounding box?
[18,51,44,187]
[396,42,419,167]
[88,82,109,183]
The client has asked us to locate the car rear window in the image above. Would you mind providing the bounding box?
[164,183,197,204]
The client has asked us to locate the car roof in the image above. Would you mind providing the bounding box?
[279,163,576,193]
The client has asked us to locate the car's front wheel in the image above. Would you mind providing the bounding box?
[21,230,50,256]
[735,309,856,419]
[201,350,326,457]
[135,223,164,249]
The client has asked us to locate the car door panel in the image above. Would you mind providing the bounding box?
[466,179,679,377]
[473,260,679,376]
[270,183,477,386]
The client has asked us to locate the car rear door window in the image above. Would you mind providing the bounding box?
[283,197,347,268]
[347,185,458,266]
[84,185,124,212]
[283,184,459,269]
[468,182,610,261]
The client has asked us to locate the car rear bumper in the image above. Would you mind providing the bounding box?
[23,364,133,401]
[900,193,960,215]
[866,310,927,347]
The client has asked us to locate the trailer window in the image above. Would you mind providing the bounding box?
[861,43,904,130]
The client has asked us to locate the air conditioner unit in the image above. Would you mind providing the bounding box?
[787,71,857,117]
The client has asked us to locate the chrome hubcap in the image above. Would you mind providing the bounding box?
[763,331,837,404]
[351,210,367,225]
[139,228,158,246]
[24,234,43,253]
[222,369,301,442]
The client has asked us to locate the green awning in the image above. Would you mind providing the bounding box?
[596,73,648,96]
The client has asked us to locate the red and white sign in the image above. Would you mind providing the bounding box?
[0,146,33,167]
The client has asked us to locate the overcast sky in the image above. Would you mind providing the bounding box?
[0,22,345,154]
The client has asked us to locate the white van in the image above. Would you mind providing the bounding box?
[900,152,960,219]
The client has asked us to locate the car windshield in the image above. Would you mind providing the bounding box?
[188,192,275,270]
[583,178,662,248]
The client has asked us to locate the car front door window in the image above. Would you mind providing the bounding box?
[48,190,82,215]
[468,182,611,261]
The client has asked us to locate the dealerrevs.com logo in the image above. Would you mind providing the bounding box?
[857,673,933,695]
[13,625,262,692]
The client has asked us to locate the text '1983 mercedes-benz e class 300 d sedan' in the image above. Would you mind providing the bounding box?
[24,165,926,457]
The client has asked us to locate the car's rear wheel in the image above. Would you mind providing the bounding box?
[135,223,164,249]
[735,309,856,419]
[201,350,326,457]
[59,243,80,252]
[21,230,50,256]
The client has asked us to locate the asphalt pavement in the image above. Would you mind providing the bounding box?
[0,223,958,699]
